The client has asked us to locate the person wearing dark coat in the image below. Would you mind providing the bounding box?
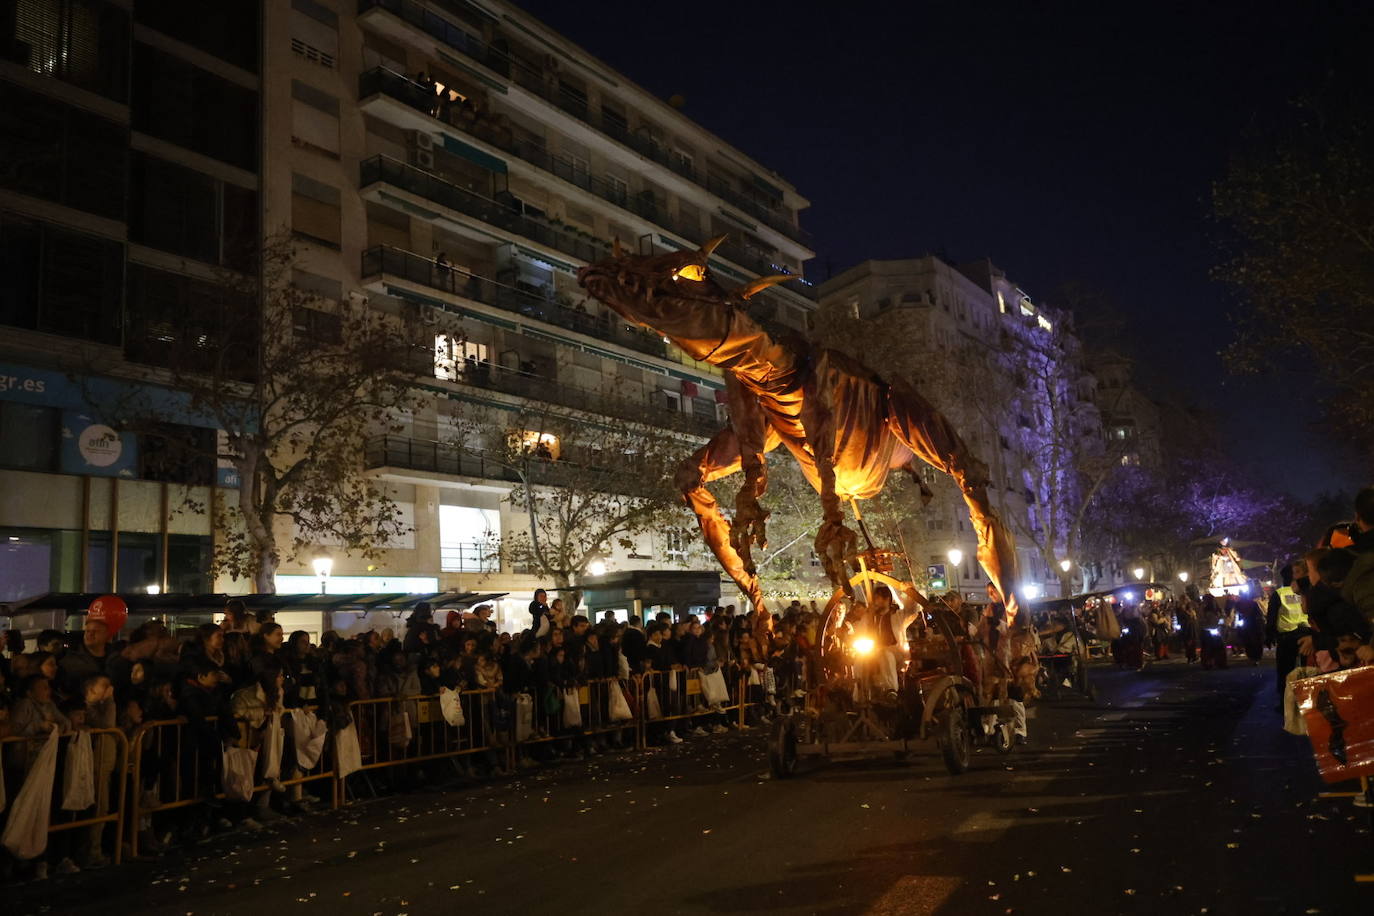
[621,618,647,671]
[529,590,553,638]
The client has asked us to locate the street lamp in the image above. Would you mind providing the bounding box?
[312,555,333,595]
[1132,567,1145,581]
[1059,558,1072,573]
[587,559,607,577]
[947,548,964,596]
[1177,571,1189,584]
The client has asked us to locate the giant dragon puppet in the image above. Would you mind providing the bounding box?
[578,236,1021,620]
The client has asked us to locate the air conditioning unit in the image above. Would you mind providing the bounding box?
[407,130,434,151]
[411,149,435,170]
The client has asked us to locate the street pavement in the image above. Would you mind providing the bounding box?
[9,658,1372,915]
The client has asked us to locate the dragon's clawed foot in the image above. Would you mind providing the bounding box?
[814,519,858,593]
[731,494,770,576]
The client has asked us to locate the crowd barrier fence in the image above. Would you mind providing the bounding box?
[1,672,763,866]
[0,728,129,865]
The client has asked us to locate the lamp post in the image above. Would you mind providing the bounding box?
[947,548,963,598]
[312,555,333,595]
[1178,571,1189,584]
[1132,567,1145,581]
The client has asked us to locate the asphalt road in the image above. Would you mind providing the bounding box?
[9,659,1371,915]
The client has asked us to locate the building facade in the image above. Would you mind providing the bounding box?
[818,256,1112,600]
[0,0,816,630]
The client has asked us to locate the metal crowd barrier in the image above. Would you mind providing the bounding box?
[510,677,640,753]
[340,688,501,798]
[125,710,336,858]
[0,728,130,865]
[637,668,750,733]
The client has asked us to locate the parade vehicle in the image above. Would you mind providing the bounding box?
[768,556,1023,779]
[1026,595,1094,701]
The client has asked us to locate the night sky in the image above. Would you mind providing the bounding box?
[514,0,1369,500]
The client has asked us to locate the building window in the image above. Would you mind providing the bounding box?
[291,173,342,248]
[132,42,258,171]
[664,529,686,560]
[0,81,127,220]
[292,306,342,345]
[6,0,131,100]
[511,430,560,461]
[136,0,260,72]
[439,504,500,572]
[0,215,124,345]
[434,335,486,381]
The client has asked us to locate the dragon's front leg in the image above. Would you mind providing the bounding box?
[726,375,771,576]
[674,426,768,614]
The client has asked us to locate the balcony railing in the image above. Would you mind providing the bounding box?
[353,7,812,247]
[360,243,669,359]
[365,435,665,497]
[460,362,720,437]
[361,153,610,265]
[440,539,500,573]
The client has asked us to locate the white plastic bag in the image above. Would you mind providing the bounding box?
[61,730,96,811]
[261,713,285,782]
[290,708,328,770]
[646,687,663,720]
[1284,666,1321,736]
[335,723,363,779]
[439,687,467,728]
[222,745,259,802]
[608,683,634,722]
[2,729,59,859]
[514,693,534,742]
[701,669,731,707]
[561,688,582,728]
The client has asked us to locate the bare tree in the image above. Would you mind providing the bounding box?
[461,402,696,609]
[97,233,422,592]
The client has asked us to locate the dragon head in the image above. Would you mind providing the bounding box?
[577,234,796,343]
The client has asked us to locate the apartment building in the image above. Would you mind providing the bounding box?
[0,0,816,627]
[0,1,259,603]
[819,256,1104,600]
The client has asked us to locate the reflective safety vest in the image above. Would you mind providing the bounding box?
[1276,586,1306,633]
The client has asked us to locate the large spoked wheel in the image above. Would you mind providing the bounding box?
[769,715,799,779]
[937,695,973,775]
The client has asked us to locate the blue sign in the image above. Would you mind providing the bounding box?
[217,465,242,488]
[60,411,139,478]
[0,360,221,430]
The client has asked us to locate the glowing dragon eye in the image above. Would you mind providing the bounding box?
[674,264,707,282]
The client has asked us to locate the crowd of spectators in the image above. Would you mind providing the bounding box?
[0,592,831,882]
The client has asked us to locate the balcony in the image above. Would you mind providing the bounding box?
[460,362,720,437]
[353,7,812,248]
[356,69,817,298]
[365,435,663,496]
[360,243,670,360]
[361,153,610,265]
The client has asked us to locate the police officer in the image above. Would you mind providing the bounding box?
[1266,562,1310,709]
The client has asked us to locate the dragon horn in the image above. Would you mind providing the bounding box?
[736,274,795,300]
[613,238,624,257]
[699,234,727,257]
